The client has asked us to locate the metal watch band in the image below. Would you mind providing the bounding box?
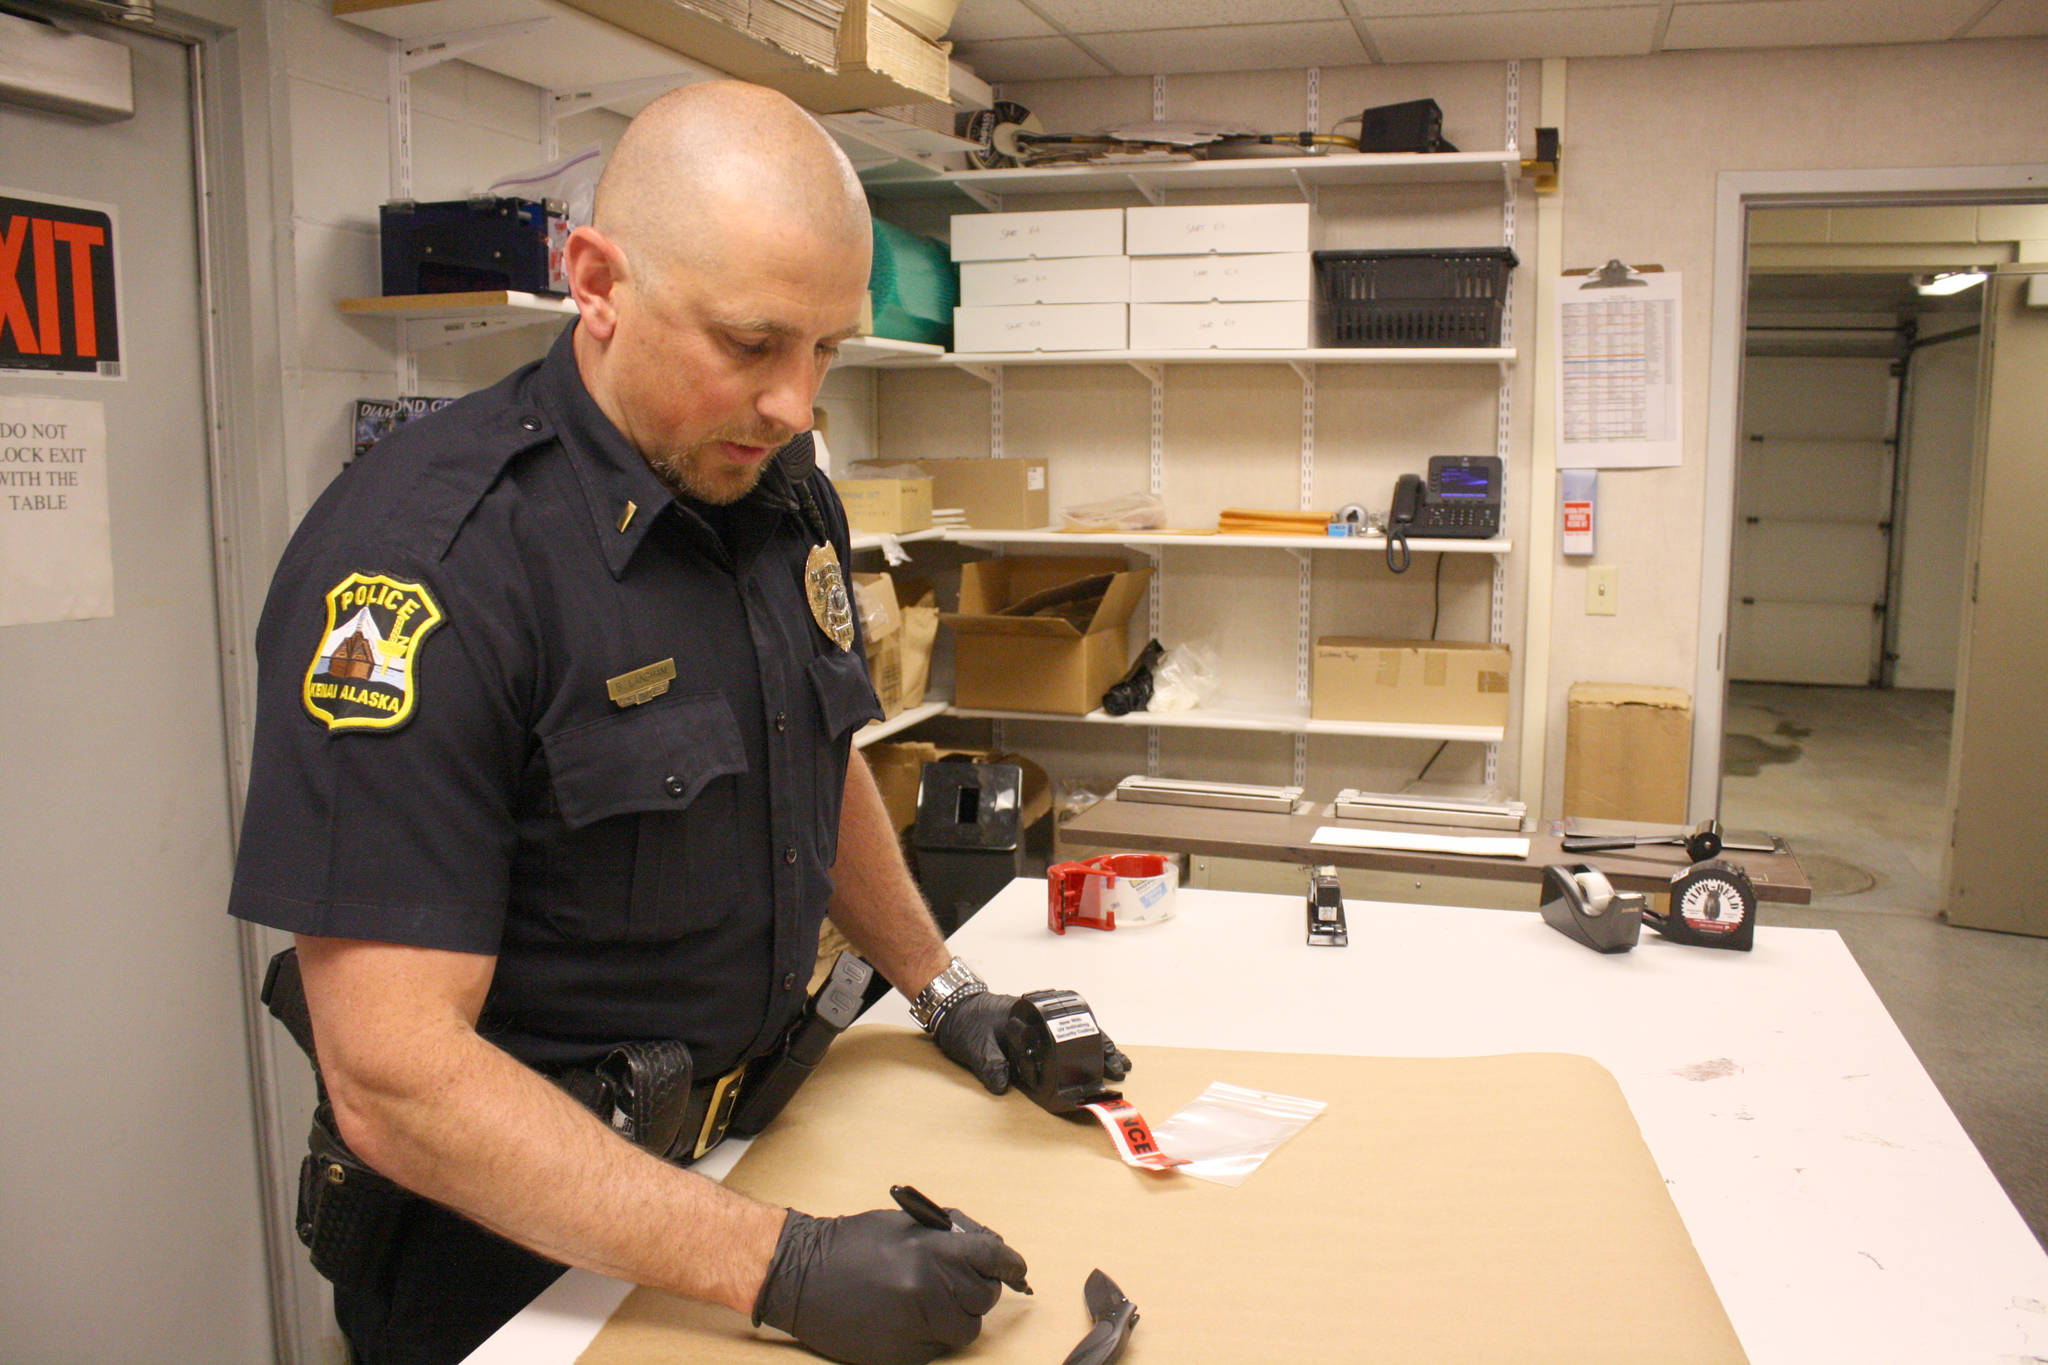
[910,958,986,1033]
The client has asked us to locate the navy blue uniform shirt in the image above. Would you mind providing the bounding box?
[230,324,882,1074]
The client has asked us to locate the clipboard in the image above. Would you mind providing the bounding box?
[1565,258,1663,288]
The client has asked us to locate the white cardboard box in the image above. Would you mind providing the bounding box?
[1125,203,1315,256]
[958,255,1131,306]
[1130,252,1314,302]
[954,303,1128,353]
[949,208,1124,261]
[1129,301,1314,350]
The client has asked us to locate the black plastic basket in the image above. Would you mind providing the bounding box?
[1313,247,1519,348]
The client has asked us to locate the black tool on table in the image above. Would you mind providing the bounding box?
[1061,1269,1139,1365]
[887,1184,1032,1294]
[1561,817,1724,863]
[1539,863,1644,954]
[999,989,1119,1117]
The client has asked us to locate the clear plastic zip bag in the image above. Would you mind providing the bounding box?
[1153,1082,1327,1187]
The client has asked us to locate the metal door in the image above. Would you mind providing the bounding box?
[0,13,273,1360]
[1729,356,1894,685]
[1944,270,2048,936]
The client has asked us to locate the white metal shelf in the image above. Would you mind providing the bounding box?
[847,527,946,554]
[863,149,1522,202]
[937,528,1512,555]
[853,699,948,748]
[875,347,1514,371]
[339,291,578,349]
[945,696,1503,744]
[835,336,945,368]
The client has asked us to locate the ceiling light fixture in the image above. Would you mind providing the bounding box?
[1916,270,1987,296]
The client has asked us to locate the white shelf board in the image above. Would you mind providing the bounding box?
[854,699,948,747]
[875,347,1514,369]
[939,528,1511,555]
[339,291,577,322]
[835,336,945,368]
[863,149,1522,201]
[847,527,946,554]
[945,697,1503,743]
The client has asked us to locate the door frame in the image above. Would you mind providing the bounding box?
[38,0,309,1357]
[1690,163,2048,822]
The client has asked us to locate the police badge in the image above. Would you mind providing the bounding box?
[805,543,855,650]
[302,572,445,731]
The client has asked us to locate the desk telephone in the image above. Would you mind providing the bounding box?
[1386,454,1503,571]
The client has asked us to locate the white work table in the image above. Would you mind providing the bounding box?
[472,880,2048,1364]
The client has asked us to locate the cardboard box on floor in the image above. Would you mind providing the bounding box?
[1311,638,1512,728]
[946,556,1152,714]
[912,457,1049,529]
[850,572,936,720]
[1564,683,1693,824]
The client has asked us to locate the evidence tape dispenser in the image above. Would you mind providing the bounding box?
[1000,990,1183,1172]
[1047,854,1178,933]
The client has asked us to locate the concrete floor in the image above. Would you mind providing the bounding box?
[1721,682,2048,1250]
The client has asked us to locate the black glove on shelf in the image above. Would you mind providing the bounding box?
[752,1207,1028,1365]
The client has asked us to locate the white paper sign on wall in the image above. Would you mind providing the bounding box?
[0,395,111,627]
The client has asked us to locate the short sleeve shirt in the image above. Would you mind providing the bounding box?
[229,324,882,1073]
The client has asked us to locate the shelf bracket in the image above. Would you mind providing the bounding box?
[549,75,686,124]
[1126,360,1164,385]
[1287,169,1318,210]
[399,19,548,76]
[953,182,999,212]
[955,361,1002,386]
[1125,173,1166,206]
[1285,358,1316,385]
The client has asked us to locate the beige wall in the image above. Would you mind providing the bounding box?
[921,38,2048,813]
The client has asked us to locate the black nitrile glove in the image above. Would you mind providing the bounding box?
[752,1207,1028,1365]
[933,992,1132,1095]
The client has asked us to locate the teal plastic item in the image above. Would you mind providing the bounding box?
[868,219,957,348]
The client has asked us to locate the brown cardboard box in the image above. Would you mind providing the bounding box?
[1563,684,1693,823]
[1311,638,1513,728]
[851,572,936,719]
[944,556,1152,714]
[913,457,1050,529]
[836,476,933,534]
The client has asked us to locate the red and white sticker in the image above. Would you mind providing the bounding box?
[1082,1096,1187,1171]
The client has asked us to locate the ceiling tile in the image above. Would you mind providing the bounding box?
[1664,0,1988,50]
[947,35,1116,82]
[1023,0,1349,34]
[1369,6,1662,62]
[1965,0,2048,36]
[1079,20,1371,73]
[946,0,1058,42]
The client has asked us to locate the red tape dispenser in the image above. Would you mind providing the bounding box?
[1047,854,1179,934]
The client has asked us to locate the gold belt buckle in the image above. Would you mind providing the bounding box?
[693,1064,746,1160]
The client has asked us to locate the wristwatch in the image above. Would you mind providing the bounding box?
[909,957,987,1034]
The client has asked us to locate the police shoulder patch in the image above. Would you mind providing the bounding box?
[302,572,446,732]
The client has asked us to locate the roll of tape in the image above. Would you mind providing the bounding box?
[1336,502,1368,526]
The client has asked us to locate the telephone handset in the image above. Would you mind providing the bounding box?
[1386,454,1504,572]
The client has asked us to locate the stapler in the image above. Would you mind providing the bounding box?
[1539,863,1644,953]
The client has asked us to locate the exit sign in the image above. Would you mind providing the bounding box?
[2,190,121,379]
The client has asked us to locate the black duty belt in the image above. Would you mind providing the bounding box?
[546,1041,748,1166]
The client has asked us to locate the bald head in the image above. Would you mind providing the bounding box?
[593,81,870,282]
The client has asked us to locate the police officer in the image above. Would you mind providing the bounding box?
[229,82,1126,1365]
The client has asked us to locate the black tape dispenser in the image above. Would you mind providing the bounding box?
[999,989,1118,1116]
[1539,863,1645,954]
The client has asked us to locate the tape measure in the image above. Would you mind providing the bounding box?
[1648,859,1758,951]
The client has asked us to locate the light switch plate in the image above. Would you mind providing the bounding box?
[1587,565,1618,616]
